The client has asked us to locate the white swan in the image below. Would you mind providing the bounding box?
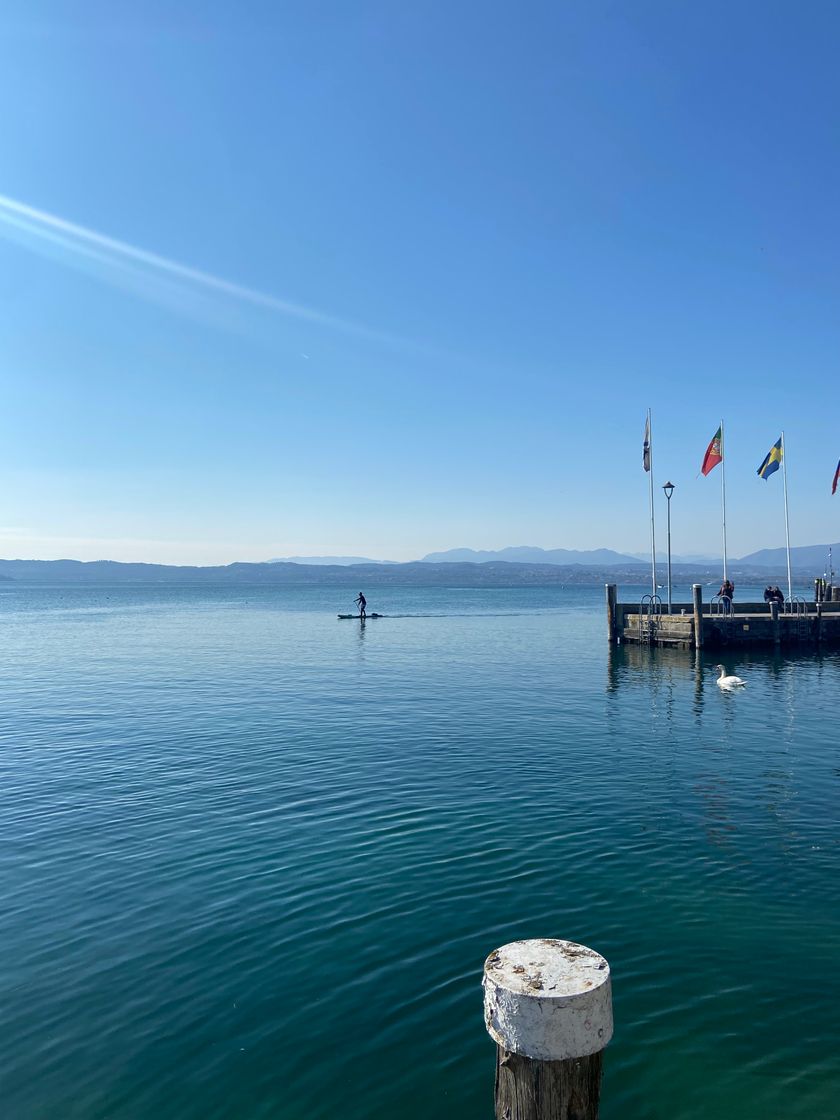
[715,664,746,688]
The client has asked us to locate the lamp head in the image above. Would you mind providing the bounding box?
[662,481,675,499]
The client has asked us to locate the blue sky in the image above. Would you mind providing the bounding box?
[1,1,839,563]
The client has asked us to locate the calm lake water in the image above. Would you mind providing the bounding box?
[1,581,837,1119]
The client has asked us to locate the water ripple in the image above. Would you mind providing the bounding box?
[0,583,838,1118]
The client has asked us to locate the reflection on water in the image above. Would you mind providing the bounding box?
[607,640,840,890]
[607,642,709,729]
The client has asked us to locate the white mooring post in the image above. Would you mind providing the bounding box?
[483,939,613,1120]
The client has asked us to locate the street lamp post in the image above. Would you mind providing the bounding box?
[663,481,675,614]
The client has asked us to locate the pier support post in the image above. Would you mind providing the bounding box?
[692,584,703,650]
[484,939,612,1120]
[605,584,617,644]
[816,602,823,645]
[770,600,780,648]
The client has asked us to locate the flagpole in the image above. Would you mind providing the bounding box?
[648,408,657,597]
[781,430,792,601]
[720,418,728,584]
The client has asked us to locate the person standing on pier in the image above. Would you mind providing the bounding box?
[718,578,734,612]
[354,591,367,619]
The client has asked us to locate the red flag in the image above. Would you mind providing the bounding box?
[701,426,723,476]
[833,459,840,495]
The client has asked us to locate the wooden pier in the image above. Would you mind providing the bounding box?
[606,583,840,650]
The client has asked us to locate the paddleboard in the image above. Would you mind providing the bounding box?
[337,613,383,619]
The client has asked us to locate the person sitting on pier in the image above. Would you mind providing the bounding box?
[770,585,784,604]
[764,585,774,603]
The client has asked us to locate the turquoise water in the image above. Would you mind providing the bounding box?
[1,582,837,1119]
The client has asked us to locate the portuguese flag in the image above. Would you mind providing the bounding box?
[701,426,723,476]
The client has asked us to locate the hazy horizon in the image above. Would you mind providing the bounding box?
[0,540,837,569]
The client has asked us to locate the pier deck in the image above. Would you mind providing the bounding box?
[606,584,840,650]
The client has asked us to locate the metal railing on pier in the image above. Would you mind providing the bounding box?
[638,594,662,643]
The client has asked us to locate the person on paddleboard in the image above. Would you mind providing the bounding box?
[354,592,367,619]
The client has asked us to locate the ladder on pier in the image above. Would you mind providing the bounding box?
[638,594,662,643]
[784,596,810,641]
[711,594,734,644]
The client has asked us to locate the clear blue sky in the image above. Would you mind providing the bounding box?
[2,1,839,563]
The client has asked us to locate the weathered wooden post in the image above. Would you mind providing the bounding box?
[483,939,613,1120]
[770,600,780,648]
[605,584,617,644]
[692,584,703,650]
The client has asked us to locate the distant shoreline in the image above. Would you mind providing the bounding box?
[0,558,821,587]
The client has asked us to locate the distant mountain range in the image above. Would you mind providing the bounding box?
[268,555,394,566]
[627,551,723,565]
[0,558,650,586]
[250,544,840,570]
[420,546,639,565]
[421,543,840,569]
[0,548,831,587]
[737,543,839,568]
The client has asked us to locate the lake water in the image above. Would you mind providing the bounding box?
[1,581,837,1119]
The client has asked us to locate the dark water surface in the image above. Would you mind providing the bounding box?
[1,582,837,1119]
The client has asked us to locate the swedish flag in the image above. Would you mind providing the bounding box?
[757,438,783,479]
